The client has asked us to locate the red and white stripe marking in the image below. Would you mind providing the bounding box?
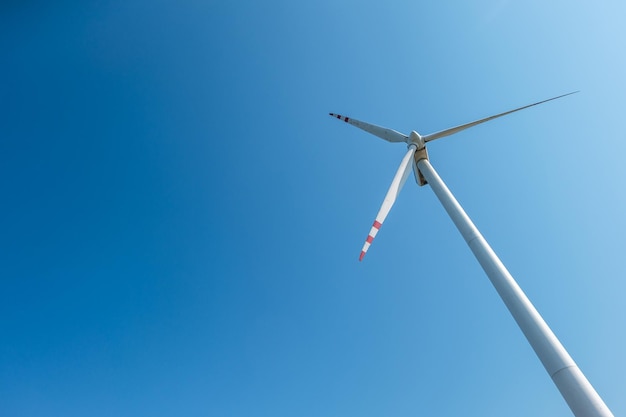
[359,220,382,261]
[329,113,350,123]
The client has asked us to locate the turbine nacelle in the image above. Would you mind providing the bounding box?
[408,131,425,149]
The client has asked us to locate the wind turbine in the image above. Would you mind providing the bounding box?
[329,92,613,417]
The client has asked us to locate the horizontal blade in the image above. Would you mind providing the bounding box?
[423,91,578,143]
[329,113,408,143]
[360,146,416,261]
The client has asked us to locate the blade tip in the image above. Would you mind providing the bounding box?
[359,251,365,261]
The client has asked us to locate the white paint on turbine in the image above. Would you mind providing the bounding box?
[422,91,578,143]
[359,145,416,261]
[329,91,614,417]
[329,113,408,143]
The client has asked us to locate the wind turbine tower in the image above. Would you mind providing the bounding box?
[330,92,613,417]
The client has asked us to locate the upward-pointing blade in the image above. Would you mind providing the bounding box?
[360,146,417,261]
[423,91,578,143]
[329,113,408,143]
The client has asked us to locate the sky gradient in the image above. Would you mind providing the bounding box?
[1,1,626,416]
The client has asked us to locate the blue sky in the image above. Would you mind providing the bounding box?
[1,1,626,416]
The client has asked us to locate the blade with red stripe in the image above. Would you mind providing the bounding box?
[359,146,416,261]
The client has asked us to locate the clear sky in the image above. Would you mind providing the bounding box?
[2,1,626,416]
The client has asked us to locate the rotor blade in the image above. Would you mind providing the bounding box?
[329,113,408,143]
[422,91,578,143]
[359,146,416,261]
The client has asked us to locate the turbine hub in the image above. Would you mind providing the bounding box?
[409,131,425,149]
